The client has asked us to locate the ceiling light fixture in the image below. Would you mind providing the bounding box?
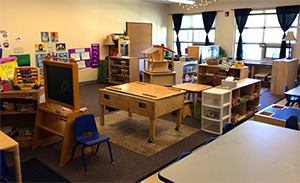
[173,0,217,10]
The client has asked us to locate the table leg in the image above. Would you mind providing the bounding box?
[149,118,156,142]
[192,92,196,116]
[176,108,182,129]
[13,145,22,183]
[251,66,254,78]
[100,104,105,126]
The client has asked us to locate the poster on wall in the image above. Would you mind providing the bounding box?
[47,52,57,61]
[58,52,68,62]
[13,34,22,42]
[50,32,59,42]
[0,30,10,49]
[68,48,91,68]
[41,31,50,43]
[35,53,46,78]
[35,43,46,52]
[56,43,66,51]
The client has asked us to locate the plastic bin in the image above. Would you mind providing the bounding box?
[16,102,36,112]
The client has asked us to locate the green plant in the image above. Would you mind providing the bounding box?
[123,29,127,36]
[219,47,226,58]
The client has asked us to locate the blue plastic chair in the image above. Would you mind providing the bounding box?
[222,122,234,135]
[286,116,299,131]
[175,151,192,162]
[285,84,299,107]
[204,137,218,145]
[0,149,10,183]
[295,79,298,87]
[70,114,114,174]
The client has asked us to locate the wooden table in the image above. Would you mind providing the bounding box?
[159,120,300,182]
[284,85,300,97]
[172,83,212,115]
[0,131,22,182]
[99,82,186,143]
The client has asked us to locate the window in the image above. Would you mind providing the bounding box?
[234,10,298,60]
[173,14,216,56]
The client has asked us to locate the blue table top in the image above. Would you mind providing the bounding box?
[264,107,300,123]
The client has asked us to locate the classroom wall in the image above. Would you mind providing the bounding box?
[167,0,300,60]
[0,0,168,82]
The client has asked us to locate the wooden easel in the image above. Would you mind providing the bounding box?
[32,55,94,166]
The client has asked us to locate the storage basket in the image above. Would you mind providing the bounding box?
[2,101,15,111]
[121,69,129,75]
[16,102,36,112]
[206,58,219,65]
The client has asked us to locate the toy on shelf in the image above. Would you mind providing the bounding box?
[13,67,41,90]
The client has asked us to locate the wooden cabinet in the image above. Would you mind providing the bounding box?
[108,56,139,84]
[201,88,232,135]
[197,64,248,86]
[0,87,44,128]
[216,78,261,124]
[270,58,299,95]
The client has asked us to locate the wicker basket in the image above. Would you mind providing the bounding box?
[206,58,219,65]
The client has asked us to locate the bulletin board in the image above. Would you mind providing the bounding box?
[68,48,91,68]
[126,22,152,58]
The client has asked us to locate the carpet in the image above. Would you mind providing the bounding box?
[95,111,200,157]
[4,158,70,182]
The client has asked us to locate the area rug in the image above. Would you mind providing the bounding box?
[5,158,70,182]
[95,111,200,157]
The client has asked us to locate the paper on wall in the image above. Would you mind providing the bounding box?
[77,60,86,69]
[81,52,90,60]
[70,53,80,61]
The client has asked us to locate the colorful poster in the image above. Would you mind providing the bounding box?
[50,32,59,42]
[0,30,10,49]
[41,32,50,43]
[35,44,46,52]
[56,43,66,51]
[35,53,46,78]
[58,52,68,62]
[47,52,57,61]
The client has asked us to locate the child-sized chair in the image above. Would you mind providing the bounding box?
[70,114,114,174]
[285,84,299,107]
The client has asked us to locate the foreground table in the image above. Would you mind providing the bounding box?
[159,120,300,182]
[172,83,212,115]
[0,131,22,182]
[99,82,186,142]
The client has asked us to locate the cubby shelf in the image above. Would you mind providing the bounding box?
[197,64,248,86]
[108,56,139,84]
[215,78,261,124]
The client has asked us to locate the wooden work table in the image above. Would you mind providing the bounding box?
[0,131,22,182]
[172,83,212,115]
[99,82,186,143]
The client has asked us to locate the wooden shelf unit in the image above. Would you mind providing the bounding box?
[197,64,249,86]
[215,78,261,124]
[108,56,139,84]
[0,88,44,128]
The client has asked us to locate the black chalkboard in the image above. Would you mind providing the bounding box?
[46,65,74,106]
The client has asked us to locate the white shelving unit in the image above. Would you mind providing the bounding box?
[201,88,232,135]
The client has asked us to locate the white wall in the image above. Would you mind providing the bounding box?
[167,0,300,60]
[0,0,168,82]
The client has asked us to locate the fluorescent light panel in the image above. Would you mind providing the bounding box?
[169,0,195,5]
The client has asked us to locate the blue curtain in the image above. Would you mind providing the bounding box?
[202,11,217,45]
[172,14,184,56]
[234,8,251,61]
[276,5,300,58]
